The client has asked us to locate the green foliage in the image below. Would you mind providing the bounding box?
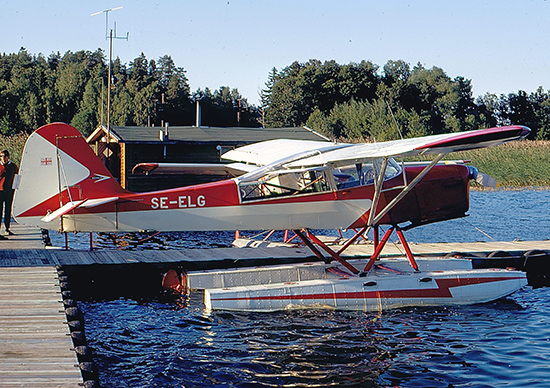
[194,86,258,127]
[2,50,550,142]
[265,60,379,128]
[0,49,258,137]
[266,59,550,141]
[0,132,28,166]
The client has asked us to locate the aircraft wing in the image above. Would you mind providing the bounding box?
[282,126,530,168]
[221,139,348,166]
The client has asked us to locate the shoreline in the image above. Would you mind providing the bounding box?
[470,185,550,191]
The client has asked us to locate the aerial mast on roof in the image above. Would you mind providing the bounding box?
[91,7,128,165]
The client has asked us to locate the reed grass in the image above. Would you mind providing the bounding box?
[410,140,550,188]
[0,133,29,166]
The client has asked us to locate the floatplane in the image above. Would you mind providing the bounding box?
[13,122,530,312]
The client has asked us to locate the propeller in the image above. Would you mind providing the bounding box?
[468,166,499,188]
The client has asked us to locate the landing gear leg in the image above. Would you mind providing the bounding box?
[294,229,360,274]
[362,226,419,274]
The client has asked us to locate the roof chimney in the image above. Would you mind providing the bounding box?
[159,122,169,141]
[196,100,201,127]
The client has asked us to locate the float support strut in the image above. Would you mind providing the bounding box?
[396,227,419,271]
[362,226,419,273]
[293,229,329,263]
[363,227,394,273]
[263,230,276,241]
[294,229,360,274]
[337,226,369,255]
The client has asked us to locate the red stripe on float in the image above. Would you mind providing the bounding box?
[211,276,524,302]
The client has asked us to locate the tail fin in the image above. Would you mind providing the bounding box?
[13,122,128,230]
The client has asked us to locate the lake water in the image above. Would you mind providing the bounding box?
[53,189,550,387]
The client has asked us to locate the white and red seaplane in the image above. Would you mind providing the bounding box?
[13,122,530,312]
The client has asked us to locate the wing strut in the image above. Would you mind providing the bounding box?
[366,158,389,227]
[369,153,445,227]
[359,153,446,274]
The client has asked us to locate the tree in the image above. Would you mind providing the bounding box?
[155,55,192,125]
[531,87,550,140]
[194,86,258,127]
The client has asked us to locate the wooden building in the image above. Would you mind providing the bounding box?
[86,125,329,192]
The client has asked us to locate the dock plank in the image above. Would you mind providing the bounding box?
[0,224,44,251]
[0,267,82,388]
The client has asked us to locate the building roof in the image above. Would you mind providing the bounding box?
[86,125,330,144]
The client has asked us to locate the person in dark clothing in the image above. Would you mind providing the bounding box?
[0,150,18,238]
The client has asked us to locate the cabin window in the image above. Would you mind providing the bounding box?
[381,158,401,181]
[333,164,374,189]
[333,158,402,189]
[239,169,331,202]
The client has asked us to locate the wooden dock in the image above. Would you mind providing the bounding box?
[0,266,82,388]
[0,224,45,250]
[0,239,544,268]
[0,223,549,269]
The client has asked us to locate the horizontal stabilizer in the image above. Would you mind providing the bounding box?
[40,196,120,222]
[41,200,87,222]
[79,196,119,208]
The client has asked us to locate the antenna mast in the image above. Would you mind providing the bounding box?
[90,6,123,40]
[91,7,128,167]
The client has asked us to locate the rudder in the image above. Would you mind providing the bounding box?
[13,123,127,230]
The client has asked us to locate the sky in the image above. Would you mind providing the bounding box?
[1,0,549,106]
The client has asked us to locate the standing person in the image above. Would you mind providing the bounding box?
[0,150,18,237]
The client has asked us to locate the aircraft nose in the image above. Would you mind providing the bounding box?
[467,166,479,181]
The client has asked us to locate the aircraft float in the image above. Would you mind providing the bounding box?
[13,122,530,312]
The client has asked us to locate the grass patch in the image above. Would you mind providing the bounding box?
[409,140,550,188]
[0,133,29,167]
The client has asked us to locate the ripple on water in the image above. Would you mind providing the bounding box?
[78,287,550,388]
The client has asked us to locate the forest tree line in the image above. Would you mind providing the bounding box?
[1,49,550,141]
[0,48,258,136]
